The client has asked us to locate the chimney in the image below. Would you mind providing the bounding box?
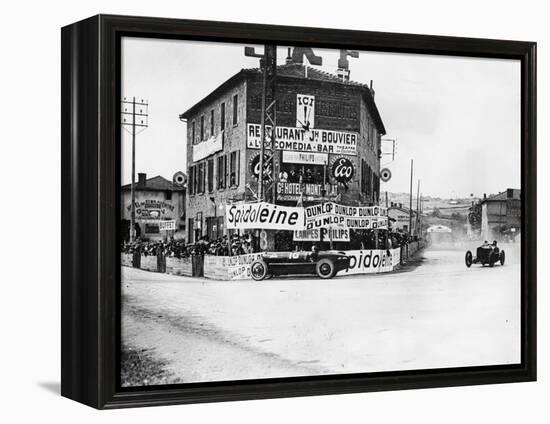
[138,173,146,187]
[483,193,487,200]
[285,48,293,64]
[507,188,514,198]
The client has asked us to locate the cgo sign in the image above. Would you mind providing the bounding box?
[332,157,354,183]
[249,152,272,180]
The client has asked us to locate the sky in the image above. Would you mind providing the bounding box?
[121,37,521,198]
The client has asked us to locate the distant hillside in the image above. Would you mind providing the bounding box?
[381,191,480,218]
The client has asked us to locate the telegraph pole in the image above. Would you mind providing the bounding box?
[122,97,149,242]
[409,159,414,236]
[416,179,420,237]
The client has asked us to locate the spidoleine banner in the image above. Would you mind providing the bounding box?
[225,202,387,231]
[204,249,401,280]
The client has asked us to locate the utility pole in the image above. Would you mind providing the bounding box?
[416,179,420,237]
[244,45,277,203]
[409,159,414,236]
[122,97,149,242]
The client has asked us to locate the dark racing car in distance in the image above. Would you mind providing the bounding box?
[465,241,505,268]
[250,249,351,280]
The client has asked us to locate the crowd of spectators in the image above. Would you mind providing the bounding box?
[121,228,419,258]
[121,233,258,259]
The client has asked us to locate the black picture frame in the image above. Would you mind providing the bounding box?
[61,14,537,409]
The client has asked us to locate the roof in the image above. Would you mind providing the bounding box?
[427,225,452,233]
[482,189,521,203]
[121,175,185,192]
[179,63,386,134]
[388,206,417,215]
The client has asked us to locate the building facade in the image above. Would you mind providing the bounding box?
[181,55,386,248]
[121,173,186,241]
[480,188,521,241]
[387,204,418,233]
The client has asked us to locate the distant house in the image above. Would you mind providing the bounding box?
[480,188,521,241]
[121,173,186,241]
[387,203,417,233]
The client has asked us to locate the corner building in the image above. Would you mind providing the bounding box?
[180,57,386,249]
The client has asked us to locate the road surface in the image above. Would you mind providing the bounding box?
[121,245,521,386]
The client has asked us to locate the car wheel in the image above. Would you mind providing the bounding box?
[251,259,268,281]
[489,253,495,267]
[316,258,336,279]
[465,251,473,268]
[500,250,505,266]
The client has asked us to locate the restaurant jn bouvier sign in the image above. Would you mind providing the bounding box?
[247,124,358,155]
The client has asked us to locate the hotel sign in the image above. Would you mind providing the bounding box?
[247,124,357,155]
[277,182,337,201]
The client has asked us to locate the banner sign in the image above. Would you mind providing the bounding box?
[276,182,337,201]
[128,199,175,219]
[293,227,350,242]
[305,202,388,230]
[159,220,176,231]
[296,94,315,130]
[332,157,355,183]
[192,131,223,162]
[224,253,264,280]
[247,124,357,155]
[249,152,273,179]
[282,151,328,165]
[341,248,401,275]
[203,249,400,281]
[225,201,387,231]
[225,202,305,230]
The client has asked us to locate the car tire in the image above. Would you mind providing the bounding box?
[489,253,495,267]
[465,251,473,268]
[250,259,268,281]
[500,250,505,266]
[316,258,336,279]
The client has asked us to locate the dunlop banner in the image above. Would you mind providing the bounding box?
[223,253,264,280]
[304,202,388,230]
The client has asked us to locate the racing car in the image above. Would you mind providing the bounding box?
[465,241,505,268]
[250,250,351,280]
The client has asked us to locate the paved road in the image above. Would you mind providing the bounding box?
[121,245,521,385]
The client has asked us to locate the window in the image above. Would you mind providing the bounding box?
[188,218,194,243]
[230,151,239,187]
[189,165,195,195]
[210,109,214,136]
[166,191,172,201]
[207,158,214,192]
[200,115,205,140]
[145,224,160,234]
[217,155,224,189]
[197,162,205,194]
[373,174,380,203]
[361,159,372,199]
[232,94,238,125]
[217,154,228,189]
[191,121,195,144]
[224,154,229,188]
[220,102,225,130]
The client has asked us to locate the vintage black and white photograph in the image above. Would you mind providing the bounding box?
[119,37,521,387]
